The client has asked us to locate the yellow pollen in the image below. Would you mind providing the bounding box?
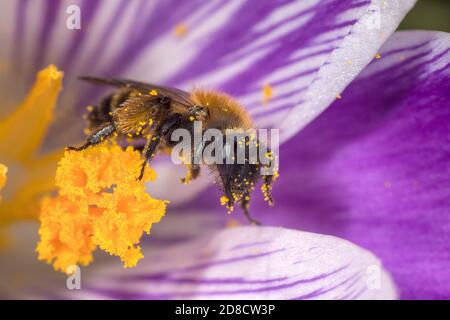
[0,65,64,244]
[220,196,229,206]
[219,196,235,214]
[0,164,7,201]
[149,89,158,96]
[226,219,240,229]
[182,165,192,184]
[83,128,92,136]
[0,64,63,160]
[36,141,167,273]
[262,84,273,104]
[375,53,382,59]
[189,116,195,121]
[173,23,188,37]
[265,151,274,160]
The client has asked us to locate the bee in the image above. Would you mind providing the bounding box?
[68,77,278,225]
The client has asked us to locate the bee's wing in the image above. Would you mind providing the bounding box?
[112,95,156,134]
[80,76,196,135]
[79,76,193,108]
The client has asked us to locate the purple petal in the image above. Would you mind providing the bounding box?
[185,31,450,299]
[17,226,396,299]
[0,0,415,145]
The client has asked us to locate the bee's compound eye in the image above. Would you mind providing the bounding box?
[192,105,209,118]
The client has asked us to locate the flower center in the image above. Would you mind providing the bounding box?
[37,141,167,273]
[0,65,168,271]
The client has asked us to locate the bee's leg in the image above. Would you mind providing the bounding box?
[181,136,204,183]
[67,123,115,151]
[241,193,261,226]
[262,174,275,206]
[138,134,161,180]
[181,164,201,184]
[138,113,182,180]
[261,173,277,207]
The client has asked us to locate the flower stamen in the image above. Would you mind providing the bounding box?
[36,141,168,272]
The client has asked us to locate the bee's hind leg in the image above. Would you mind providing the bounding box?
[241,194,261,226]
[67,123,115,151]
[181,164,201,184]
[138,113,182,181]
[138,133,161,181]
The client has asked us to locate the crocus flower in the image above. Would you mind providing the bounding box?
[0,0,448,299]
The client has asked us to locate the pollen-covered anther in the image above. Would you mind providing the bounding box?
[0,65,64,235]
[36,141,167,273]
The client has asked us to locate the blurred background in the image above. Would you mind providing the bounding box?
[400,0,450,32]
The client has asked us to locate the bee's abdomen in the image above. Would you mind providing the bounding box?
[86,94,113,129]
[86,88,139,129]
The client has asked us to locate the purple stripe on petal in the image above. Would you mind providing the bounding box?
[98,0,208,77]
[82,0,129,72]
[230,240,272,251]
[59,0,102,74]
[12,0,28,72]
[184,248,287,272]
[85,267,347,298]
[32,0,62,71]
[294,272,362,300]
[120,275,288,285]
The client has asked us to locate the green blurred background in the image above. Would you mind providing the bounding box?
[399,0,450,32]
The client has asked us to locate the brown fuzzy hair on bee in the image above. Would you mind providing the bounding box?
[191,89,253,130]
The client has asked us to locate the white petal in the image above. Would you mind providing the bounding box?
[3,224,397,300]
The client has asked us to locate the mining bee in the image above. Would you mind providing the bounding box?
[68,77,278,224]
